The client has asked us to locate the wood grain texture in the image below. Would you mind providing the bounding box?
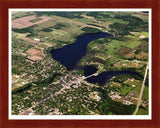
[0,0,160,128]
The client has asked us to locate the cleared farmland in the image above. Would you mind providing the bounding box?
[22,37,40,44]
[12,15,51,28]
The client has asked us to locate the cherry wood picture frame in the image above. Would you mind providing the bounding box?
[0,0,160,128]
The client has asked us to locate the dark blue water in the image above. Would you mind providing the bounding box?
[86,70,142,86]
[50,32,111,70]
[83,65,98,77]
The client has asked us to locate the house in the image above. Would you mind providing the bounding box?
[34,38,40,42]
[123,100,133,105]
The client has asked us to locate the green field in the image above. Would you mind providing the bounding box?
[111,81,141,96]
[127,31,149,39]
[132,13,149,22]
[73,18,93,24]
[136,105,149,115]
[104,40,124,54]
[123,40,142,49]
[88,39,124,56]
[12,32,29,39]
[142,86,149,100]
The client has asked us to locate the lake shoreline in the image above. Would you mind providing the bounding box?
[50,32,111,70]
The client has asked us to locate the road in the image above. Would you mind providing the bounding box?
[133,62,149,115]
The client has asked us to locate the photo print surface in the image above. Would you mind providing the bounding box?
[9,9,151,119]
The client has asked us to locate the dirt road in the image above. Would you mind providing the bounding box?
[133,62,149,115]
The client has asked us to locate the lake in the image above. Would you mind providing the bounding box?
[86,70,142,86]
[50,32,142,86]
[82,65,98,77]
[50,32,111,70]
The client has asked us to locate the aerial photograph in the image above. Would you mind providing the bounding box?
[10,10,150,117]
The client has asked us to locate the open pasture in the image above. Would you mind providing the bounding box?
[110,79,141,97]
[37,29,75,43]
[114,61,144,68]
[51,15,104,30]
[128,31,148,39]
[12,32,29,39]
[132,12,149,22]
[123,40,142,49]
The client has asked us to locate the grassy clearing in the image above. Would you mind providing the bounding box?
[123,40,142,49]
[37,29,75,42]
[132,13,148,22]
[62,24,84,36]
[136,105,149,115]
[120,84,141,96]
[43,42,55,47]
[104,40,124,53]
[128,31,149,39]
[120,86,133,96]
[114,61,144,68]
[50,30,72,40]
[31,18,84,48]
[73,18,93,24]
[12,37,33,51]
[122,83,140,96]
[12,32,29,39]
[33,19,83,42]
[138,31,148,38]
[29,18,43,23]
[87,38,126,63]
[88,39,124,55]
[132,84,141,95]
[37,20,83,37]
[111,79,141,96]
[52,30,76,43]
[33,19,57,31]
[116,11,135,16]
[142,86,149,100]
[124,79,141,86]
[34,15,84,36]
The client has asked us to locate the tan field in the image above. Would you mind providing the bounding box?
[12,15,51,28]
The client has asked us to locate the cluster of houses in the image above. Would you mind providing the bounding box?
[108,90,135,105]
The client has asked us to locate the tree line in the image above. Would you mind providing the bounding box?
[97,88,136,115]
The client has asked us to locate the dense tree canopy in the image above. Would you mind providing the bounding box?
[109,23,130,38]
